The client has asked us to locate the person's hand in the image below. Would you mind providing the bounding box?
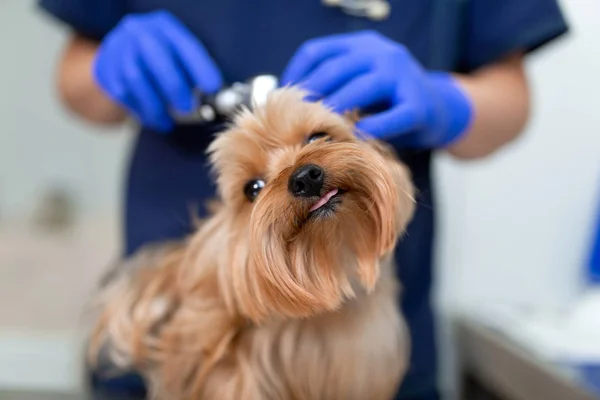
[281,31,473,148]
[93,10,222,132]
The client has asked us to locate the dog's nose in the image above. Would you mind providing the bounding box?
[289,164,324,198]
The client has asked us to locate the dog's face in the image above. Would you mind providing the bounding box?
[206,88,415,322]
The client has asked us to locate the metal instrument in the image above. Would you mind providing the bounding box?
[172,74,279,124]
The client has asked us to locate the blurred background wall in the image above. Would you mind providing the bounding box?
[0,0,598,397]
[0,2,131,224]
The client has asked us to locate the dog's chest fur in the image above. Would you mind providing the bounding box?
[195,271,408,400]
[97,249,408,400]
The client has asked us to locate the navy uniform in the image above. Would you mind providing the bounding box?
[38,0,568,398]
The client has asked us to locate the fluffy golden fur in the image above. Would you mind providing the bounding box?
[88,87,416,399]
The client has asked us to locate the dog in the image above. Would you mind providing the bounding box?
[88,87,416,400]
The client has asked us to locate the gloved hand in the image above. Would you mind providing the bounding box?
[281,31,473,148]
[93,10,222,132]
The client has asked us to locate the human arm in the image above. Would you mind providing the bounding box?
[58,34,127,126]
[447,0,569,159]
[39,3,223,132]
[448,52,529,159]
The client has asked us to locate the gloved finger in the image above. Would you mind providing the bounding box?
[298,53,372,98]
[356,103,420,139]
[96,36,140,115]
[131,28,196,114]
[281,38,348,86]
[323,73,393,114]
[93,58,126,107]
[121,43,173,132]
[93,35,128,104]
[152,11,223,94]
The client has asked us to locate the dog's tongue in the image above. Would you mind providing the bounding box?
[310,188,339,212]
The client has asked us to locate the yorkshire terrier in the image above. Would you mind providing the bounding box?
[88,87,416,400]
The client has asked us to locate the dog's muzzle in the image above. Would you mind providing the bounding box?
[288,164,324,198]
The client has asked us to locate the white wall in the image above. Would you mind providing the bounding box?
[0,0,131,223]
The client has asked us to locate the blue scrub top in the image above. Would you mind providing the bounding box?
[39,0,568,398]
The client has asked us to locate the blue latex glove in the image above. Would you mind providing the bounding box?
[93,10,222,132]
[281,31,473,148]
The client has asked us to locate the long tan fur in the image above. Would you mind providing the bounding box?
[88,87,416,400]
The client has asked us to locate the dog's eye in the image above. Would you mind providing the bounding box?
[306,132,331,144]
[243,179,265,202]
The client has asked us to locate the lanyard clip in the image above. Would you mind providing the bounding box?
[322,0,391,21]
